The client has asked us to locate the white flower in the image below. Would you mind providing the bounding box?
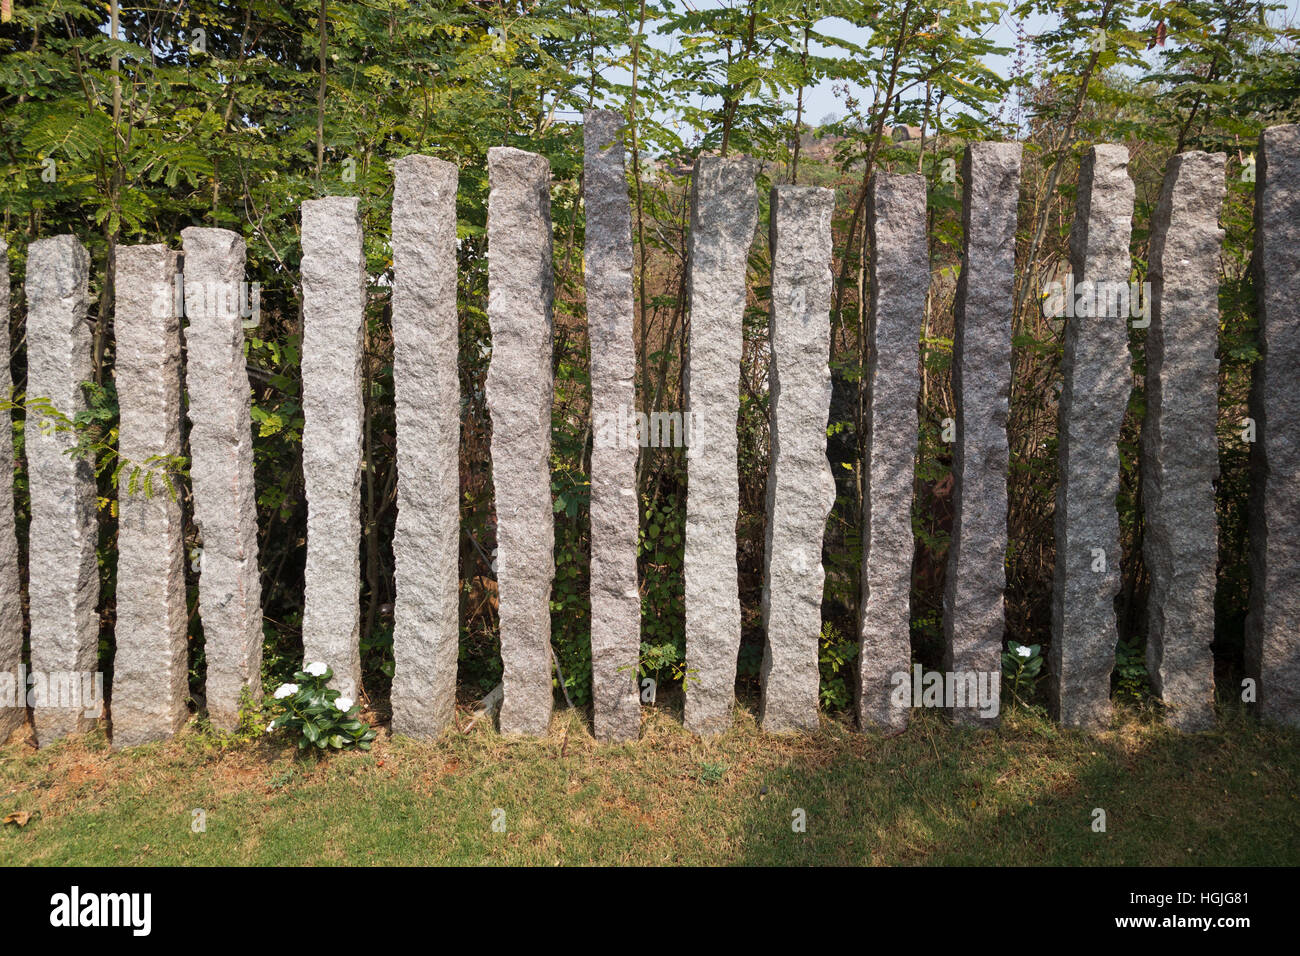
[335,696,354,712]
[304,661,328,677]
[265,721,275,733]
[1016,645,1032,658]
[273,683,299,699]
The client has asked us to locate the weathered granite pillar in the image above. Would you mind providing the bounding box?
[759,184,835,733]
[584,112,641,742]
[26,235,99,745]
[943,143,1020,727]
[300,197,365,700]
[1141,151,1225,732]
[181,227,263,731]
[683,156,757,735]
[0,241,24,743]
[1246,123,1300,727]
[857,172,927,734]
[1048,144,1134,730]
[110,245,189,748]
[389,155,460,738]
[487,147,555,736]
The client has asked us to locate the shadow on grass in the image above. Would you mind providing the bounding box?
[733,704,1300,866]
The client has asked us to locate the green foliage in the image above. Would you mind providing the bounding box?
[1113,637,1151,704]
[633,640,690,689]
[191,687,267,749]
[639,491,686,688]
[696,760,727,785]
[265,665,377,753]
[818,622,858,711]
[1002,642,1044,709]
[5,386,188,514]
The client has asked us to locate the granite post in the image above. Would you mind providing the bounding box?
[1048,145,1135,730]
[683,156,757,735]
[390,156,461,738]
[26,235,99,745]
[584,111,642,742]
[181,227,263,731]
[759,184,835,733]
[1246,124,1300,727]
[1141,151,1225,732]
[487,147,555,736]
[110,244,189,747]
[300,197,365,700]
[943,143,1021,727]
[857,172,927,734]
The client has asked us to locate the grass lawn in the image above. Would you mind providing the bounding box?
[2,699,1297,866]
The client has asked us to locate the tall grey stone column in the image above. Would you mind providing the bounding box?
[1141,151,1225,732]
[0,242,24,743]
[760,184,835,734]
[300,197,365,700]
[181,227,263,731]
[683,156,757,736]
[111,245,189,748]
[26,235,99,746]
[487,147,555,736]
[1048,145,1134,731]
[1246,123,1300,727]
[584,112,641,742]
[943,144,1020,727]
[857,172,927,734]
[390,155,460,739]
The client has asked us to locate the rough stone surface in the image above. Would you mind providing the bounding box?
[0,241,24,743]
[1246,124,1300,728]
[181,227,263,731]
[390,155,460,738]
[584,112,641,742]
[760,185,835,734]
[26,235,99,746]
[1048,144,1135,731]
[300,198,365,700]
[683,156,757,735]
[943,143,1021,728]
[857,172,927,734]
[1141,151,1225,732]
[487,147,555,736]
[111,245,189,748]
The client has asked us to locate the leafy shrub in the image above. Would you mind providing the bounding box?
[266,663,377,753]
[818,622,858,711]
[1002,641,1044,709]
[1113,637,1151,705]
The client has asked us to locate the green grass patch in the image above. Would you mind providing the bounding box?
[2,701,1296,865]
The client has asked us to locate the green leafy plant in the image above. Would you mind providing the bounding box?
[697,761,727,785]
[265,663,376,753]
[639,492,687,689]
[625,641,696,694]
[191,687,266,749]
[1113,637,1151,704]
[818,622,858,711]
[1002,641,1044,709]
[7,388,187,503]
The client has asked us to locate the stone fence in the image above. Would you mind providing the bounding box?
[3,115,1297,749]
